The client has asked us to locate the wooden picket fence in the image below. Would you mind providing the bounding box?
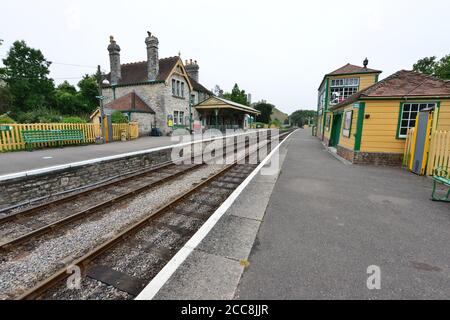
[403,128,415,168]
[0,122,139,152]
[111,123,139,141]
[426,130,450,175]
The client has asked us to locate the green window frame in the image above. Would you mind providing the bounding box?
[396,102,437,139]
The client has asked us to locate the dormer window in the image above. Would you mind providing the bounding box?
[330,78,360,105]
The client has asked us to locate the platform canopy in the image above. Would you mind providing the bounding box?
[194,96,260,115]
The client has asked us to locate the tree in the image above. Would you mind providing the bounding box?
[253,102,274,124]
[54,89,84,115]
[0,86,13,114]
[111,110,129,123]
[1,40,55,114]
[53,76,97,116]
[413,56,437,75]
[78,74,99,111]
[212,85,224,97]
[412,55,450,80]
[223,83,249,106]
[435,55,450,80]
[57,81,77,94]
[290,110,317,127]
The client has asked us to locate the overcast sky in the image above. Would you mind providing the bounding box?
[1,0,450,114]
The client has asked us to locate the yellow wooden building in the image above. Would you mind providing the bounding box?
[328,70,450,165]
[317,60,382,144]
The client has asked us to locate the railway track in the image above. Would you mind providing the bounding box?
[4,130,293,300]
[0,163,204,250]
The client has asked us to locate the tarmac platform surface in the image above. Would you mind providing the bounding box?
[0,136,177,176]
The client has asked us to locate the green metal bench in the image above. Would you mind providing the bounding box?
[22,129,85,151]
[431,166,450,202]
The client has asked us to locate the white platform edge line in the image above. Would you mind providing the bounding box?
[135,129,298,300]
[0,130,269,182]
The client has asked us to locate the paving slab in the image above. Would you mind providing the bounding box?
[153,250,244,300]
[197,215,261,261]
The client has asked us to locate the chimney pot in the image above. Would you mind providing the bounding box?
[108,36,121,85]
[145,32,159,81]
[185,59,200,82]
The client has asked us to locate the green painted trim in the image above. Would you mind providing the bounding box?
[354,102,365,151]
[321,79,330,137]
[112,109,155,114]
[436,101,441,128]
[104,80,165,89]
[375,74,379,83]
[396,102,404,140]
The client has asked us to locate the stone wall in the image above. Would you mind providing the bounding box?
[103,83,167,132]
[130,113,154,136]
[0,131,272,210]
[164,74,192,133]
[103,74,204,136]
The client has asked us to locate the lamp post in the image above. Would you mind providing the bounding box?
[95,65,109,144]
[189,97,193,134]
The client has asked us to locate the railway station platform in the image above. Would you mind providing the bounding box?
[138,129,450,300]
[0,136,176,176]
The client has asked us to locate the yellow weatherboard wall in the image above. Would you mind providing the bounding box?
[437,100,450,131]
[338,106,358,150]
[360,100,405,153]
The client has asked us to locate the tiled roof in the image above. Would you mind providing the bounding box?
[195,96,260,115]
[188,76,212,94]
[106,56,180,85]
[331,70,450,109]
[319,63,382,90]
[104,91,155,113]
[327,63,382,76]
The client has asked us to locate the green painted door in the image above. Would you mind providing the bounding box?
[330,113,342,147]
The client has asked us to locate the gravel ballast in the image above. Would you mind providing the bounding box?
[0,164,225,299]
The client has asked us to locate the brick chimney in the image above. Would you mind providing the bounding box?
[107,36,121,85]
[185,59,199,82]
[145,31,159,81]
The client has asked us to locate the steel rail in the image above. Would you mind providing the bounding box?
[17,162,237,300]
[0,164,204,250]
[16,130,293,300]
[1,133,272,249]
[0,161,176,225]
